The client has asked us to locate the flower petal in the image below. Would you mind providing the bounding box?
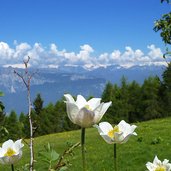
[119,133,134,144]
[76,95,87,109]
[87,98,101,110]
[0,155,21,164]
[64,94,75,103]
[96,122,113,134]
[99,134,114,144]
[93,101,112,123]
[2,140,14,151]
[0,147,5,157]
[146,161,155,171]
[99,101,112,116]
[65,102,79,124]
[153,156,162,166]
[14,139,24,152]
[114,132,124,143]
[94,123,114,144]
[118,120,137,137]
[163,159,169,165]
[75,108,95,127]
[163,158,171,170]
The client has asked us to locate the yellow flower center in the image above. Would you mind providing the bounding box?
[108,126,120,138]
[84,104,91,110]
[155,166,166,171]
[4,148,16,157]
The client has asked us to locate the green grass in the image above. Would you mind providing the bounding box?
[1,117,171,171]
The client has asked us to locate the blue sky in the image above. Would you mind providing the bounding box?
[0,0,170,68]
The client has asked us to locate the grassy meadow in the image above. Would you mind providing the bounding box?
[0,117,171,171]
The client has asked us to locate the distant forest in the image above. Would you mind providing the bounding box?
[0,62,171,142]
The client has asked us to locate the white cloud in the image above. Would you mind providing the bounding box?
[80,44,94,52]
[77,44,94,62]
[135,49,144,58]
[0,42,14,60]
[64,52,76,61]
[50,43,58,55]
[99,53,109,63]
[0,41,166,69]
[3,63,31,68]
[110,50,121,60]
[14,43,31,58]
[29,43,45,60]
[147,44,163,60]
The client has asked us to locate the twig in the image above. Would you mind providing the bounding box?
[54,142,80,170]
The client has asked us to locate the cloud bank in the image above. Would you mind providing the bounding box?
[0,41,167,69]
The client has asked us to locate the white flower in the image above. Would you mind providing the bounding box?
[94,120,137,144]
[0,139,24,165]
[64,94,112,128]
[146,156,171,171]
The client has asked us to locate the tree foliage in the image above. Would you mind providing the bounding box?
[154,13,171,45]
[5,110,22,140]
[161,63,171,115]
[101,70,171,123]
[154,0,171,58]
[141,77,161,120]
[33,93,44,115]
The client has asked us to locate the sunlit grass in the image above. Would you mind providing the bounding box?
[0,117,171,171]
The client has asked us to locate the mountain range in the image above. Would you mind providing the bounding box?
[0,64,166,114]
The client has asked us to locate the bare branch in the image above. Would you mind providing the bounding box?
[14,57,35,171]
[54,142,80,170]
[14,70,28,88]
[24,56,30,74]
[22,138,30,147]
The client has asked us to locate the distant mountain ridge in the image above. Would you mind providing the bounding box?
[0,64,165,114]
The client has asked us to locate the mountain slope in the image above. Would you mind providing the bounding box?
[0,65,165,114]
[0,117,171,170]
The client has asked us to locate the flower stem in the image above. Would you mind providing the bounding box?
[11,164,14,171]
[114,144,117,171]
[81,128,86,171]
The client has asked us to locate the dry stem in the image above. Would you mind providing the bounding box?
[14,56,35,171]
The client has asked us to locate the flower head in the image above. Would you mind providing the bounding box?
[0,139,24,165]
[64,94,112,128]
[94,120,137,144]
[146,156,171,171]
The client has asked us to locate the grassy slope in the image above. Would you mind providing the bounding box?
[1,117,171,171]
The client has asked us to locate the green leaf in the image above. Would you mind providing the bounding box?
[59,166,68,171]
[40,158,50,164]
[39,151,51,161]
[47,142,51,151]
[50,149,59,161]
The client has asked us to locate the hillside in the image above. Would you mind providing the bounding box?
[0,117,171,171]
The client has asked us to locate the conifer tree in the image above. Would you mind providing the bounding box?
[141,76,161,120]
[128,81,141,122]
[5,110,22,140]
[33,93,44,115]
[161,62,171,115]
